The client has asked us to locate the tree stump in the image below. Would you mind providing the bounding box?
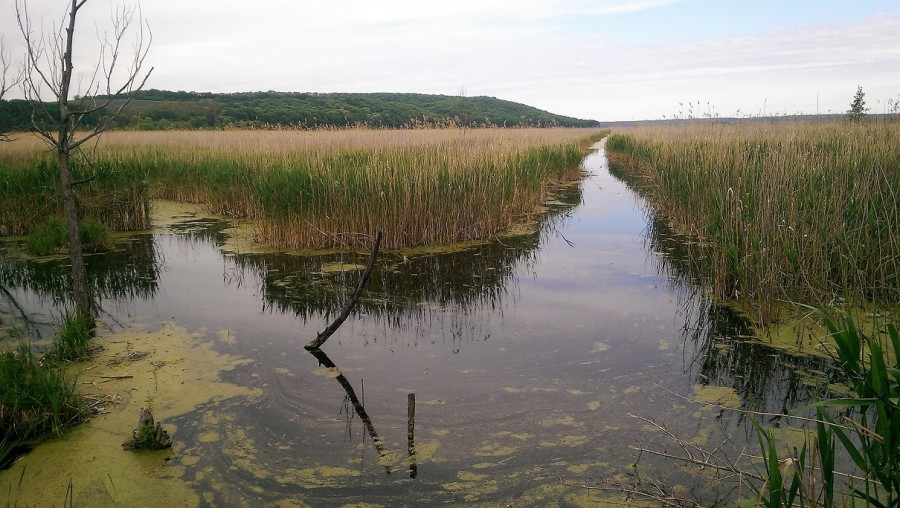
[123,407,173,450]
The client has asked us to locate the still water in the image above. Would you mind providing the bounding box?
[0,142,833,506]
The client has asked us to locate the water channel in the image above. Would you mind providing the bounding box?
[0,141,836,506]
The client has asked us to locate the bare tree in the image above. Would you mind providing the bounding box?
[16,0,152,321]
[0,35,23,142]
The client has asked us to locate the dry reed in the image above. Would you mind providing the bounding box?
[1,128,602,248]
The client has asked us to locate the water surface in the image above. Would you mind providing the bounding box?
[0,143,834,506]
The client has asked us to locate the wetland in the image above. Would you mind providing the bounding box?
[0,139,866,506]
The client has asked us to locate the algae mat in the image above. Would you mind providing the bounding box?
[1,322,259,506]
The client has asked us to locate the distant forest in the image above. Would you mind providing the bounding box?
[0,90,599,131]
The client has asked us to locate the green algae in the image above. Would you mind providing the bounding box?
[591,341,610,352]
[691,384,741,409]
[275,466,361,487]
[0,321,260,507]
[475,442,518,457]
[317,262,366,274]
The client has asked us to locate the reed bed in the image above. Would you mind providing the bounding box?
[607,120,900,321]
[1,128,601,248]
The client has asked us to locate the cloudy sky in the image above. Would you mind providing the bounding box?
[2,0,899,121]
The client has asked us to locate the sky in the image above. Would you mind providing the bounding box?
[1,0,899,121]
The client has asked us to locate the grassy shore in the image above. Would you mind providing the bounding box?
[606,120,900,322]
[1,128,603,249]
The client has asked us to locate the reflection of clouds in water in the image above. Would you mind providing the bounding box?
[0,147,840,506]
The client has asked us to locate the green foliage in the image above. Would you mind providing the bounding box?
[820,311,899,506]
[750,310,900,507]
[1,90,600,131]
[847,86,869,122]
[0,342,85,442]
[53,311,94,362]
[24,218,113,256]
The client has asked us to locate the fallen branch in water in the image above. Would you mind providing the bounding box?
[558,476,702,507]
[305,231,382,350]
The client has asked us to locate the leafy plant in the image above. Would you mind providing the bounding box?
[749,310,899,507]
[819,311,899,506]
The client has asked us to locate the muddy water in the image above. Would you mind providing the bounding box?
[0,142,836,506]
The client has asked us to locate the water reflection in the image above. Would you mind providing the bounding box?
[307,347,393,474]
[0,144,845,505]
[0,235,160,343]
[638,183,837,419]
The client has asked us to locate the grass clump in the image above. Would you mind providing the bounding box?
[24,218,113,256]
[53,311,94,362]
[607,121,900,322]
[0,343,85,460]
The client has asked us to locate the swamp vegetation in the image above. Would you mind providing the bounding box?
[607,120,900,507]
[0,125,897,505]
[1,128,603,249]
[606,120,899,324]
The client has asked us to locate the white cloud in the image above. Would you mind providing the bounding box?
[1,1,897,120]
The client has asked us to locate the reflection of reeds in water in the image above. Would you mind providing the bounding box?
[228,180,583,346]
[641,210,839,418]
[1,129,601,248]
[608,121,900,322]
[0,234,160,306]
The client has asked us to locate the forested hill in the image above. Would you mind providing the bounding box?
[0,90,599,130]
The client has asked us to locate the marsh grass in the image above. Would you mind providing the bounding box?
[23,218,112,256]
[0,342,85,447]
[0,152,150,236]
[607,121,900,322]
[2,128,602,249]
[53,312,93,362]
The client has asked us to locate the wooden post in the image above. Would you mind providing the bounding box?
[408,392,417,478]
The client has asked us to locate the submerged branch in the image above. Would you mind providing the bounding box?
[304,231,381,350]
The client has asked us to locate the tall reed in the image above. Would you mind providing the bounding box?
[2,128,601,249]
[607,121,900,320]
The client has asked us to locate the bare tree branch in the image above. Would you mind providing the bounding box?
[14,0,153,321]
[0,36,24,142]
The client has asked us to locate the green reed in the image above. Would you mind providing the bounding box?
[749,310,899,507]
[53,312,94,362]
[0,342,85,443]
[0,152,151,236]
[1,129,602,249]
[607,121,900,321]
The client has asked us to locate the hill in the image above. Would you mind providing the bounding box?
[0,90,599,131]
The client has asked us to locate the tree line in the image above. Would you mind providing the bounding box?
[0,89,600,131]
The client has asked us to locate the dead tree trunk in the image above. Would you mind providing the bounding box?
[16,0,152,321]
[57,34,92,319]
